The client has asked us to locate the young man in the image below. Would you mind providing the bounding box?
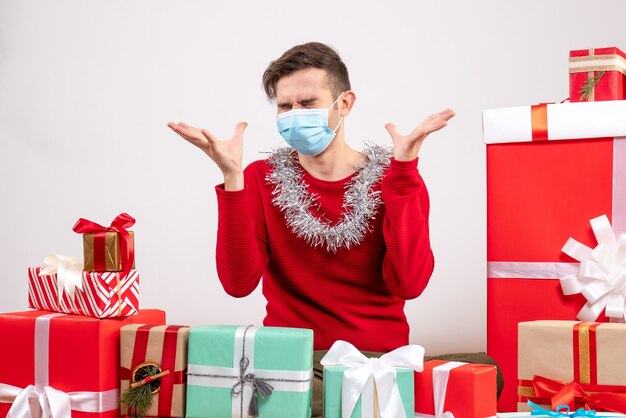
[169,43,497,416]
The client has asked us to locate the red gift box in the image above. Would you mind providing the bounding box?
[414,360,497,418]
[28,266,139,318]
[0,309,166,418]
[483,101,626,411]
[569,47,626,102]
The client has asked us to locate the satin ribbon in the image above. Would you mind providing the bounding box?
[531,104,549,142]
[528,400,598,417]
[0,313,119,418]
[320,340,424,418]
[414,361,467,418]
[532,375,626,413]
[72,213,135,280]
[38,254,84,300]
[560,215,626,322]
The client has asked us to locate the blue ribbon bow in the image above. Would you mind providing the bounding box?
[529,401,598,417]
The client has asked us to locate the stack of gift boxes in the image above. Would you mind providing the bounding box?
[6,45,624,418]
[0,212,499,417]
[484,46,626,414]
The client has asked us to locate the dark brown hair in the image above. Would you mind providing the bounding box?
[262,42,351,101]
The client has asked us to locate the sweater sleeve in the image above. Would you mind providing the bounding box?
[380,157,435,300]
[215,162,269,297]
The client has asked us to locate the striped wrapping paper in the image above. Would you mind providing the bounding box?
[28,266,139,318]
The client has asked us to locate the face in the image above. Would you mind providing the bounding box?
[275,67,350,131]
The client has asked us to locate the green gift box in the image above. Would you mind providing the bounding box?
[321,340,422,418]
[323,366,414,418]
[186,325,313,418]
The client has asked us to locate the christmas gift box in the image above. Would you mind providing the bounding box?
[482,100,626,411]
[414,360,497,418]
[0,309,166,418]
[517,321,626,413]
[321,340,423,418]
[569,47,626,102]
[186,325,313,418]
[73,213,136,273]
[28,261,139,318]
[120,324,190,417]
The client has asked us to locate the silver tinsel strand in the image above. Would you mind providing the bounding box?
[265,145,392,253]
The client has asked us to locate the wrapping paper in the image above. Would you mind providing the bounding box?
[569,47,626,102]
[324,366,413,418]
[0,309,166,418]
[186,325,313,418]
[517,321,626,413]
[483,100,626,411]
[83,230,136,272]
[28,266,139,318]
[413,360,497,418]
[120,324,190,417]
[320,341,423,418]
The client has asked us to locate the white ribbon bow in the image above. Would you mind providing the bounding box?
[320,340,424,418]
[2,384,71,418]
[0,383,119,418]
[38,254,84,300]
[560,214,626,322]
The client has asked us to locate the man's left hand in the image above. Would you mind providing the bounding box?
[385,109,455,161]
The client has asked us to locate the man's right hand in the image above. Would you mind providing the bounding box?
[167,121,247,190]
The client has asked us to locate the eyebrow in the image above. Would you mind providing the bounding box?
[276,97,319,108]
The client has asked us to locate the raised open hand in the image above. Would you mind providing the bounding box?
[385,109,455,161]
[167,121,248,178]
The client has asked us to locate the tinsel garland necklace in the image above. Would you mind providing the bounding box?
[266,145,391,253]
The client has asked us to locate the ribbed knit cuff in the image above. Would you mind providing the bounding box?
[215,184,248,199]
[382,157,421,197]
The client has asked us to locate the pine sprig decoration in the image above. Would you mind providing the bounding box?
[120,364,161,418]
[579,71,605,101]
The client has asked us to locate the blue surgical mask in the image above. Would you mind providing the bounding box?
[276,93,345,156]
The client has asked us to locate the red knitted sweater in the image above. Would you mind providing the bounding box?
[215,154,434,351]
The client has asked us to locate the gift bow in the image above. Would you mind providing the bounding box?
[38,254,84,300]
[532,375,626,413]
[72,213,135,280]
[0,383,119,418]
[320,340,424,418]
[528,400,598,417]
[560,214,626,322]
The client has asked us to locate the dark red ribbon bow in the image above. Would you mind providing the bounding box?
[72,213,135,281]
[532,375,626,413]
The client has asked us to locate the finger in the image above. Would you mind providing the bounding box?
[233,121,248,140]
[384,123,400,138]
[167,123,197,141]
[439,108,456,120]
[201,129,217,145]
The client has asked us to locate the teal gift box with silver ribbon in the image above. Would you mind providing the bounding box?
[322,340,424,418]
[186,325,313,418]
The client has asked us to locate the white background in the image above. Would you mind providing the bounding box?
[1,0,625,354]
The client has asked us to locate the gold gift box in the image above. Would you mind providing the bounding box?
[82,230,135,272]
